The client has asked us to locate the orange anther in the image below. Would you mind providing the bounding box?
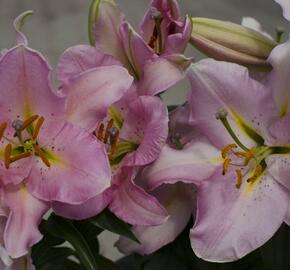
[221,144,237,159]
[235,169,243,189]
[33,144,51,168]
[109,130,119,160]
[104,119,114,144]
[21,115,38,131]
[97,123,104,141]
[222,158,231,175]
[32,116,45,140]
[0,122,7,140]
[10,152,32,163]
[247,164,263,183]
[4,143,12,169]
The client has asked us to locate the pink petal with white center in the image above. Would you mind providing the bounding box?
[52,188,112,220]
[116,183,195,255]
[268,35,290,117]
[143,139,222,190]
[120,96,168,166]
[119,22,155,78]
[274,0,290,21]
[57,45,121,85]
[109,168,168,226]
[92,0,132,70]
[188,59,276,149]
[3,184,49,258]
[0,46,65,122]
[27,122,111,204]
[140,54,191,96]
[65,66,133,131]
[190,169,289,262]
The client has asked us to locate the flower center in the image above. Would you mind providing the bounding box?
[0,115,51,169]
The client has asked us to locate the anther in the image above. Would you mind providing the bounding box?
[4,143,12,169]
[235,169,243,189]
[222,158,231,175]
[0,122,7,141]
[109,130,119,160]
[221,144,237,158]
[97,123,104,141]
[10,152,32,163]
[21,115,38,131]
[104,119,114,144]
[33,144,51,168]
[247,164,263,183]
[32,116,45,140]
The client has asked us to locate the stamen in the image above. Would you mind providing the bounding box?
[0,122,7,141]
[33,144,51,167]
[32,116,45,140]
[104,119,114,144]
[109,130,119,160]
[222,158,231,175]
[234,148,255,166]
[97,123,104,141]
[4,143,12,169]
[10,152,32,163]
[221,144,237,158]
[247,164,263,183]
[235,169,243,189]
[21,115,38,131]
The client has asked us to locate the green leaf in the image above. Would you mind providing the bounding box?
[89,209,140,243]
[95,254,121,270]
[44,214,99,270]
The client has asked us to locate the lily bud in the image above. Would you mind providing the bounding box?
[190,17,278,71]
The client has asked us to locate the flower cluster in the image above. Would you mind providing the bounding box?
[0,0,290,269]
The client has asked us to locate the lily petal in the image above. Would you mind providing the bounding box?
[274,0,290,21]
[190,169,289,262]
[189,59,276,148]
[57,45,121,85]
[143,139,222,190]
[140,54,191,96]
[65,66,133,131]
[0,46,65,122]
[268,35,290,117]
[27,122,111,204]
[121,96,168,166]
[3,185,49,258]
[109,168,168,226]
[52,188,112,220]
[116,183,195,255]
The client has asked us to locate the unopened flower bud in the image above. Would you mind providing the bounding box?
[190,17,278,71]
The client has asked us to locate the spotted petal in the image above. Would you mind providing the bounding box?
[26,122,111,204]
[3,185,49,258]
[190,169,289,262]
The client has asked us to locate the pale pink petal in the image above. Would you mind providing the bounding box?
[3,185,49,258]
[121,96,168,166]
[140,55,191,96]
[119,22,155,78]
[143,139,222,190]
[27,122,111,204]
[65,66,133,131]
[274,0,290,21]
[116,183,195,255]
[13,11,33,46]
[109,168,168,226]
[189,59,276,149]
[190,170,289,262]
[52,188,112,220]
[57,45,121,85]
[0,46,65,122]
[268,35,290,116]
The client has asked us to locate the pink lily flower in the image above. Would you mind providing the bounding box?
[86,0,192,96]
[54,44,169,226]
[0,11,132,257]
[274,0,290,21]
